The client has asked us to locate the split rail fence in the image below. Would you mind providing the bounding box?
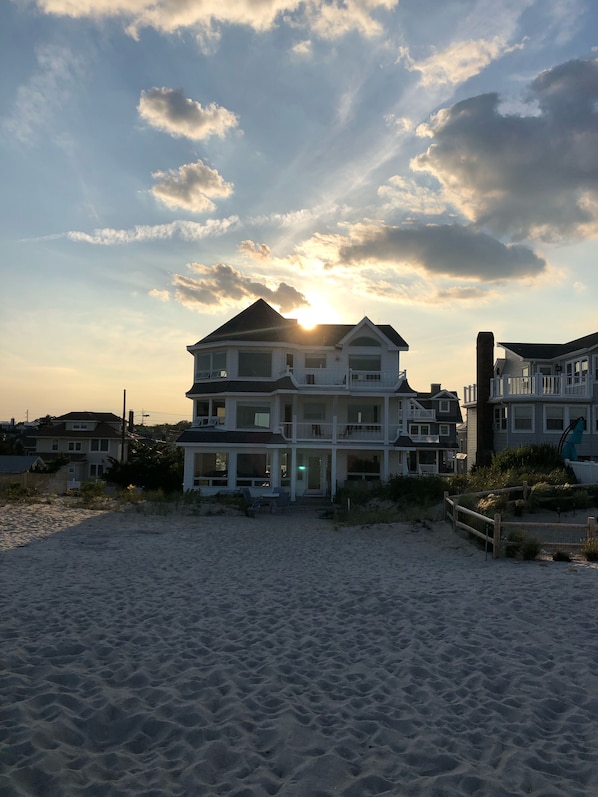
[444,484,597,559]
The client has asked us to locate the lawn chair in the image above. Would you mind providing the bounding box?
[240,487,263,517]
[273,487,291,512]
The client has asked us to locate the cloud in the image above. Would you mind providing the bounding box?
[64,216,238,244]
[138,87,238,139]
[399,36,524,88]
[150,160,233,214]
[148,289,170,301]
[412,57,598,242]
[32,1,398,41]
[172,262,309,313]
[238,240,271,260]
[338,223,547,281]
[377,175,447,216]
[1,44,82,144]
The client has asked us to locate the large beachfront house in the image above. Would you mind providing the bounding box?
[463,331,598,468]
[33,411,126,486]
[177,300,462,498]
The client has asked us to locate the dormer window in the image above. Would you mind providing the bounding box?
[439,399,450,413]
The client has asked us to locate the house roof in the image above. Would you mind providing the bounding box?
[499,331,598,361]
[0,455,44,474]
[35,421,123,438]
[186,376,297,396]
[176,429,287,445]
[193,299,408,349]
[57,411,122,423]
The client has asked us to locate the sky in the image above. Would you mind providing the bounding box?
[2,0,598,424]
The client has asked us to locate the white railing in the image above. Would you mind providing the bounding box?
[289,368,406,389]
[405,408,436,421]
[193,416,225,427]
[281,421,400,442]
[491,375,591,399]
[409,434,440,444]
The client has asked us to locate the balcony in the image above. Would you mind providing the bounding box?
[491,375,591,400]
[281,421,400,443]
[464,375,591,404]
[289,368,406,390]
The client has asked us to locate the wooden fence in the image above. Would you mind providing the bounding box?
[444,485,597,559]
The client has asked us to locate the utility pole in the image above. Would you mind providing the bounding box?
[121,389,126,463]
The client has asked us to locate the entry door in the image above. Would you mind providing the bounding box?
[307,455,326,493]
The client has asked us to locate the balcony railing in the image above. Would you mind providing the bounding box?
[491,375,591,399]
[464,375,591,403]
[289,368,406,389]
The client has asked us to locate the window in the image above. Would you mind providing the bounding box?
[91,439,109,451]
[238,351,272,377]
[410,424,430,436]
[51,439,59,451]
[349,354,381,372]
[438,399,450,413]
[68,441,82,451]
[512,405,533,431]
[194,452,228,486]
[350,336,381,347]
[286,353,294,371]
[237,453,270,486]
[195,399,225,425]
[196,350,227,379]
[90,464,105,478]
[72,423,89,430]
[545,406,564,432]
[439,424,450,436]
[303,403,326,420]
[544,406,588,433]
[237,403,270,429]
[566,358,588,385]
[305,353,326,368]
[493,407,507,431]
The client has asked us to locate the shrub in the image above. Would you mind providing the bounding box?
[520,537,542,560]
[581,540,598,562]
[505,530,525,558]
[0,482,33,502]
[552,550,572,562]
[476,493,508,517]
[79,480,106,508]
[381,475,445,506]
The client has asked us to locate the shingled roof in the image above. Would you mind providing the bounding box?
[193,299,408,349]
[499,331,598,361]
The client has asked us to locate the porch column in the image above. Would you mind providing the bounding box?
[290,446,297,501]
[330,448,337,498]
[270,448,280,488]
[383,447,389,482]
[183,448,195,491]
[227,452,237,490]
[383,395,390,444]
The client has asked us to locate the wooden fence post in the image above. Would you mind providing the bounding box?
[493,513,501,559]
[588,517,596,544]
[522,481,529,500]
[453,497,459,531]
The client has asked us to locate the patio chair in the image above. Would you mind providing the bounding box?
[273,487,291,512]
[240,487,263,517]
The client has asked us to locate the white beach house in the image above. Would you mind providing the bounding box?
[177,300,461,499]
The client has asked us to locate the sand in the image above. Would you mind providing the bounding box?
[1,502,597,796]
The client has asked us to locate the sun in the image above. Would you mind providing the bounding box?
[294,300,340,329]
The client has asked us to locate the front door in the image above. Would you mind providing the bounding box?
[306,454,326,494]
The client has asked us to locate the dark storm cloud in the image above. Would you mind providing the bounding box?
[412,57,598,242]
[339,224,546,280]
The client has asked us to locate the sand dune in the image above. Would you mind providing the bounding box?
[1,504,597,796]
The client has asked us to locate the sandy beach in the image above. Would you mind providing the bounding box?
[1,503,597,796]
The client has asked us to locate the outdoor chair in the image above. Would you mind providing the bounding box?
[273,487,291,512]
[240,487,263,517]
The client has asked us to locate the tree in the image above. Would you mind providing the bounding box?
[104,440,184,492]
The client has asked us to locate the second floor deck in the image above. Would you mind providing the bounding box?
[463,374,592,405]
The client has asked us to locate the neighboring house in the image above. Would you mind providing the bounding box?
[177,300,462,498]
[33,411,127,485]
[0,455,44,475]
[463,331,598,468]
